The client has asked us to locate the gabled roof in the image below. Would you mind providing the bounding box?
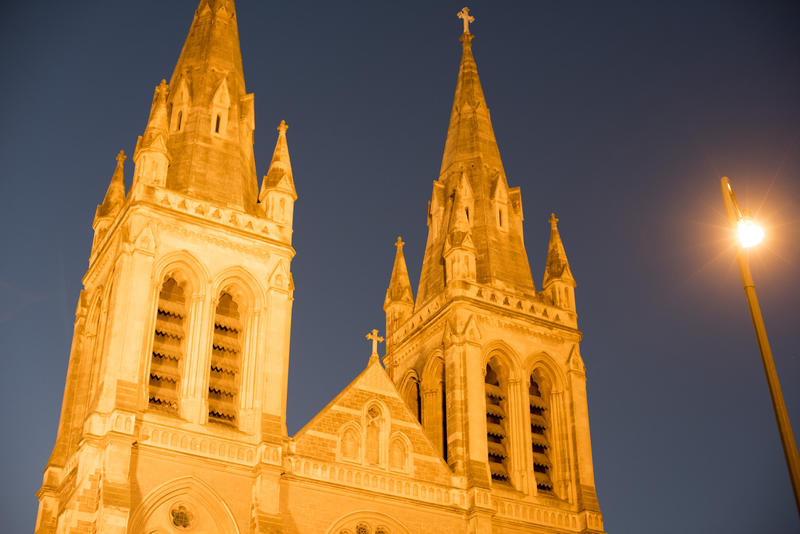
[293,355,452,485]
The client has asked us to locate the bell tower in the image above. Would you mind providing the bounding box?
[35,1,294,532]
[383,9,605,534]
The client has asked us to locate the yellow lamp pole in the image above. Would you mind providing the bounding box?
[721,176,800,515]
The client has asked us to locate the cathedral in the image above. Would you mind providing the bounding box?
[35,2,605,533]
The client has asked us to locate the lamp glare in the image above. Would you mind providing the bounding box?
[737,218,764,248]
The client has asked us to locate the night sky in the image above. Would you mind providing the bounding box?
[2,1,799,532]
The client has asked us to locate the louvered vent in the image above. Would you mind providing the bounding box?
[485,364,509,482]
[530,376,553,492]
[148,277,186,413]
[208,292,241,425]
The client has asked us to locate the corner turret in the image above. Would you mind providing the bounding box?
[92,150,126,251]
[132,80,170,190]
[542,213,576,311]
[384,236,414,344]
[259,120,296,228]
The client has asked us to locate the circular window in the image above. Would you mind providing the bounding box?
[169,504,193,530]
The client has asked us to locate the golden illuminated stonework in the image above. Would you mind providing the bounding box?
[35,3,604,533]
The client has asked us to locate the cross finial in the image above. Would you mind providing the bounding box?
[116,150,126,165]
[365,329,384,357]
[394,236,404,249]
[458,7,474,34]
[277,120,288,135]
[549,212,559,228]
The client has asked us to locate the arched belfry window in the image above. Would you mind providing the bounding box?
[485,364,510,483]
[400,373,422,423]
[148,277,187,413]
[208,292,242,425]
[530,373,554,491]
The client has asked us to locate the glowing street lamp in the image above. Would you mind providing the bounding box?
[721,177,800,515]
[737,215,764,248]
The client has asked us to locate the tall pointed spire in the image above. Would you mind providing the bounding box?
[96,151,126,220]
[156,0,258,212]
[440,13,504,178]
[385,236,414,306]
[415,10,535,307]
[542,213,576,289]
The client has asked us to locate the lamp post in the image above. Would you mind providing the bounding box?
[721,176,800,515]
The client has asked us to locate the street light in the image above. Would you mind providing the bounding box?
[721,176,800,515]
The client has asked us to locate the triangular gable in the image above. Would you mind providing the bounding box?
[293,357,452,485]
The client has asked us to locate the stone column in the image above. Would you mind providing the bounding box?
[568,366,601,512]
[422,384,444,457]
[180,290,209,423]
[505,377,528,491]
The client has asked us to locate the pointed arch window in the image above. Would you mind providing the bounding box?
[389,436,408,471]
[170,78,190,133]
[530,373,554,492]
[401,374,422,423]
[148,277,187,413]
[208,292,242,425]
[365,406,383,465]
[341,426,361,461]
[485,363,510,483]
[210,79,230,136]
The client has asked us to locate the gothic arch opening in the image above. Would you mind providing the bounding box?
[148,276,188,414]
[399,370,422,423]
[484,361,511,484]
[326,511,410,534]
[529,369,554,493]
[129,476,239,533]
[421,354,447,461]
[208,291,242,425]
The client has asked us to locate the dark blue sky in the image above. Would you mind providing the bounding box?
[1,1,799,532]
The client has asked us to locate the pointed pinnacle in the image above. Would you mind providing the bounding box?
[97,150,127,219]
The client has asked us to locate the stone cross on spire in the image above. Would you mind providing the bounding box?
[365,329,384,357]
[116,150,127,166]
[277,119,288,135]
[458,7,474,34]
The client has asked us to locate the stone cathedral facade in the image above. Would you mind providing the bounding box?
[35,2,605,533]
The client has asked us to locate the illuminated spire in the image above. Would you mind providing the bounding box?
[415,13,534,306]
[439,9,503,178]
[160,0,258,212]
